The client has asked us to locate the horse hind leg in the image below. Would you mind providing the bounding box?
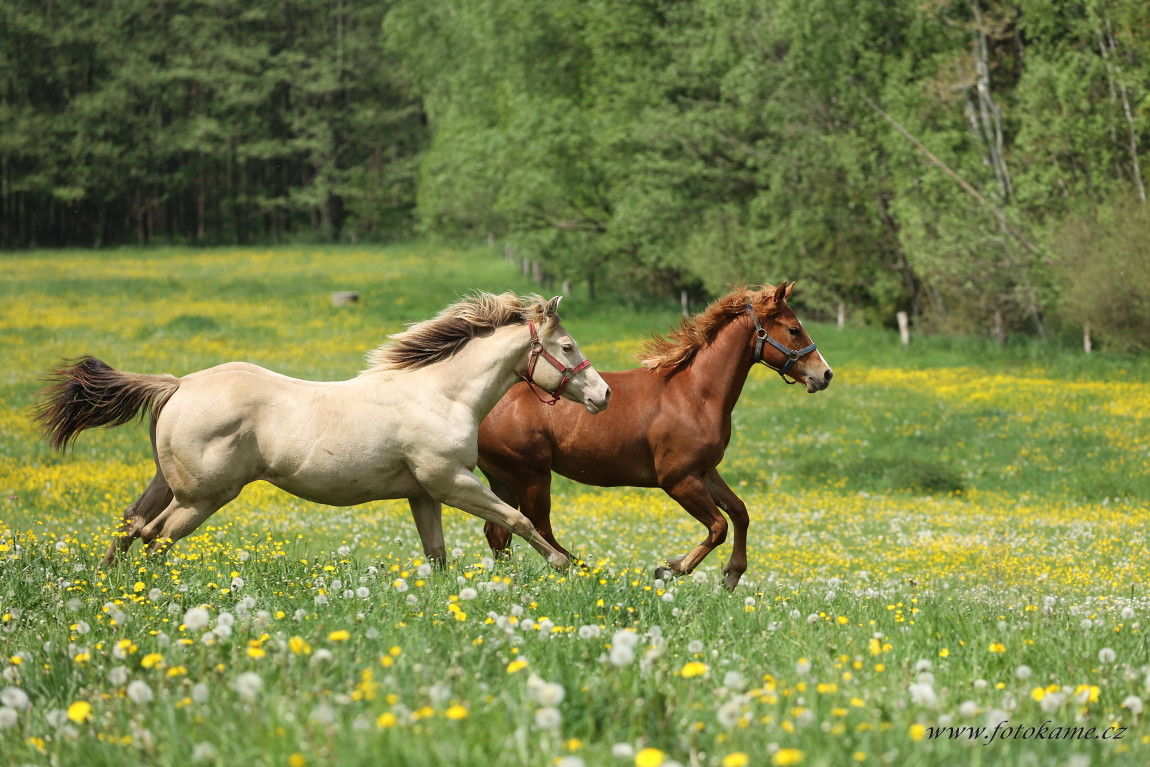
[660,474,728,580]
[138,487,240,559]
[409,496,447,568]
[101,470,173,568]
[703,469,750,591]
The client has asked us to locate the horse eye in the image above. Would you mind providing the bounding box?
[562,344,574,353]
[788,327,801,337]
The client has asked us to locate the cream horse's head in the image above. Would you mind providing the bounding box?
[523,296,611,414]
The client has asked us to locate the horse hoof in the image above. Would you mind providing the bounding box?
[653,565,674,582]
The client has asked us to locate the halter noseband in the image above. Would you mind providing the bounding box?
[520,322,592,405]
[746,302,817,385]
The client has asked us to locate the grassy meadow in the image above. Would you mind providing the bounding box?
[1,245,1149,767]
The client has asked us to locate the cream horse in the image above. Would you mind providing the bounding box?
[33,292,611,569]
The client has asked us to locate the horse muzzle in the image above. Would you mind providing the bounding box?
[804,368,833,393]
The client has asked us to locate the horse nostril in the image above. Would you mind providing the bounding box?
[604,386,612,403]
[824,369,834,382]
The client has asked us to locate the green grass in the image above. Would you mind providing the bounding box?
[1,244,1149,767]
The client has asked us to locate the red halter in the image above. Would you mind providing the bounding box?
[519,322,591,405]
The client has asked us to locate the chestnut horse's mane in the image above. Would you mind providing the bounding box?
[637,285,785,370]
[365,291,556,372]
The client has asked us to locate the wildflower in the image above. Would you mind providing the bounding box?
[722,671,746,690]
[1120,607,1135,620]
[232,671,263,701]
[908,682,937,709]
[534,706,562,729]
[310,703,336,724]
[679,662,708,679]
[67,700,92,723]
[0,687,29,710]
[687,640,704,654]
[556,758,585,767]
[376,712,397,728]
[609,644,635,667]
[773,749,804,766]
[717,699,742,729]
[722,754,750,767]
[795,658,811,675]
[460,587,478,601]
[289,754,307,767]
[507,659,528,674]
[578,625,601,639]
[356,587,370,599]
[328,630,350,642]
[988,643,1005,653]
[127,680,154,704]
[612,743,635,758]
[141,653,164,669]
[445,704,468,720]
[183,607,210,631]
[1098,647,1116,664]
[635,747,666,767]
[909,723,926,741]
[192,742,218,762]
[1015,665,1031,680]
[393,579,409,593]
[1121,695,1143,715]
[192,683,210,704]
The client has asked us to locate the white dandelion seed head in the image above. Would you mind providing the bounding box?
[238,549,251,562]
[312,649,334,664]
[534,706,562,729]
[661,591,675,603]
[230,577,245,591]
[337,546,351,556]
[459,587,478,601]
[1079,619,1093,630]
[687,640,705,654]
[1120,606,1135,620]
[1015,665,1032,680]
[609,645,635,667]
[958,700,978,717]
[310,702,336,724]
[481,557,495,570]
[0,707,19,730]
[356,587,370,599]
[1098,647,1117,664]
[417,564,433,578]
[192,683,210,704]
[406,594,419,606]
[717,699,742,728]
[578,625,601,640]
[108,666,129,686]
[722,671,746,691]
[232,671,263,701]
[451,547,464,559]
[795,658,811,675]
[147,588,163,602]
[1121,695,1144,715]
[0,687,29,710]
[393,579,409,593]
[217,612,235,628]
[192,742,218,762]
[183,606,210,631]
[612,630,639,650]
[126,679,154,704]
[915,659,932,673]
[556,758,585,767]
[611,743,635,758]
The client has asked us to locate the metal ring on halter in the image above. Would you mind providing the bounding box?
[745,302,817,384]
[520,322,592,405]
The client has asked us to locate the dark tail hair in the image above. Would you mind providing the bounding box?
[33,356,180,452]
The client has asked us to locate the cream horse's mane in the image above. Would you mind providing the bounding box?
[365,291,557,372]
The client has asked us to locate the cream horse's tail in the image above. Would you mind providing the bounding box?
[33,356,180,451]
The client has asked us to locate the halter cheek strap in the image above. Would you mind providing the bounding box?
[746,302,817,384]
[520,322,592,405]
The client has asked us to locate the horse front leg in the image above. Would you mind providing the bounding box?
[425,468,569,569]
[408,495,447,568]
[703,469,749,590]
[660,474,728,580]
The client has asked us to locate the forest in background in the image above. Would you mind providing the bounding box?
[2,0,1148,349]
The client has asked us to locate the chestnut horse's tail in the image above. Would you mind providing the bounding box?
[33,356,180,452]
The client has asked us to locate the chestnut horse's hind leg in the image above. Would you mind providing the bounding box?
[661,474,729,579]
[101,470,174,568]
[703,469,749,590]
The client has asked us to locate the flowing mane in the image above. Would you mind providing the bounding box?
[637,285,785,370]
[365,291,555,372]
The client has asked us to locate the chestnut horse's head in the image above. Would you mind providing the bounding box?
[748,282,833,393]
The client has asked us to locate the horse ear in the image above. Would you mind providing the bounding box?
[772,282,788,304]
[784,281,794,300]
[545,296,562,317]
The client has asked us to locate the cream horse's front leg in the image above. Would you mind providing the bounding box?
[425,468,570,569]
[408,495,447,567]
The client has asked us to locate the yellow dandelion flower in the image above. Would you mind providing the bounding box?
[772,749,804,766]
[140,653,164,669]
[328,630,350,642]
[722,753,750,767]
[247,647,266,659]
[679,661,708,678]
[376,712,397,729]
[988,643,1006,653]
[288,754,306,767]
[635,747,666,767]
[507,659,528,674]
[445,705,468,720]
[289,636,312,655]
[938,648,949,658]
[909,723,926,741]
[1031,687,1046,702]
[67,700,92,724]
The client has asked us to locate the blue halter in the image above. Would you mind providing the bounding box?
[746,302,817,383]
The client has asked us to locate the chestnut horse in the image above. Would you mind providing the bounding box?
[34,292,610,568]
[477,283,831,589]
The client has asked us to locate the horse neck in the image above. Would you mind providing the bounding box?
[425,324,526,420]
[682,313,758,416]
